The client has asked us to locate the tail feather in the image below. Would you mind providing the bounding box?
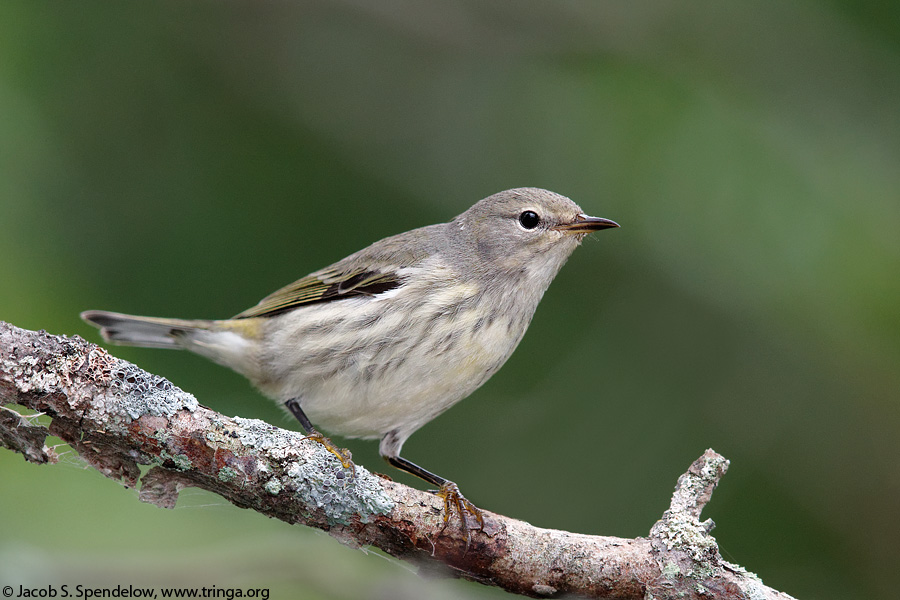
[80,310,213,349]
[81,310,260,380]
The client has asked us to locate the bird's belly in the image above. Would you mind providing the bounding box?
[256,294,526,440]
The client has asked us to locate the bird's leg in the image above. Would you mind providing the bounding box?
[385,454,485,543]
[285,398,355,478]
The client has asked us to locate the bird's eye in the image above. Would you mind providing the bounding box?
[518,210,540,229]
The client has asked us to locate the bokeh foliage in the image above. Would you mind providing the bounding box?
[1,2,898,599]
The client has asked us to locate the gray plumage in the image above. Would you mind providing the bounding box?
[82,187,617,486]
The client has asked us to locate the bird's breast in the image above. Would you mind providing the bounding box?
[254,267,539,438]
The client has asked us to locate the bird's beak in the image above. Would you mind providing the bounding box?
[552,214,619,234]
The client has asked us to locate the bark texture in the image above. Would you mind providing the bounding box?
[0,321,794,599]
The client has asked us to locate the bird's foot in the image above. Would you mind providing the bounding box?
[436,481,484,545]
[302,431,356,478]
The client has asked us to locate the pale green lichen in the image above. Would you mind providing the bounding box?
[218,466,238,482]
[154,450,192,471]
[233,416,286,451]
[171,453,192,471]
[661,561,681,578]
[106,363,199,420]
[723,562,774,600]
[264,478,283,495]
[205,428,231,445]
[228,416,394,524]
[658,513,717,555]
[284,455,394,526]
[653,512,720,579]
[701,454,729,479]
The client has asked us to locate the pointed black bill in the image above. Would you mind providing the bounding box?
[552,214,620,234]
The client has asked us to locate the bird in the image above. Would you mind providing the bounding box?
[81,187,618,533]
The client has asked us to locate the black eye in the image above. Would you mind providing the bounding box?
[518,210,540,229]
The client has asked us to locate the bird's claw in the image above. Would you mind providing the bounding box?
[437,481,484,546]
[302,431,356,478]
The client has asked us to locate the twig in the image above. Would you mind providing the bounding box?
[0,321,794,599]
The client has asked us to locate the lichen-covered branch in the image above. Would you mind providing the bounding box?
[0,321,794,599]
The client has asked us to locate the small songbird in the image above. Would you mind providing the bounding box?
[82,187,618,531]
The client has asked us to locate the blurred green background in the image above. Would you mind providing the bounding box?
[2,2,898,599]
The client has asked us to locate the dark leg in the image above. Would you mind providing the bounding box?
[386,454,484,542]
[285,398,355,476]
[385,455,447,487]
[285,398,317,432]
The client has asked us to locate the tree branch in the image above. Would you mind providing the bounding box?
[0,321,794,599]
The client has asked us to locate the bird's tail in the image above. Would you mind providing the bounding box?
[81,310,215,349]
[81,310,261,380]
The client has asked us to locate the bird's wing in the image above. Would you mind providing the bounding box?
[232,267,402,319]
[232,225,440,320]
